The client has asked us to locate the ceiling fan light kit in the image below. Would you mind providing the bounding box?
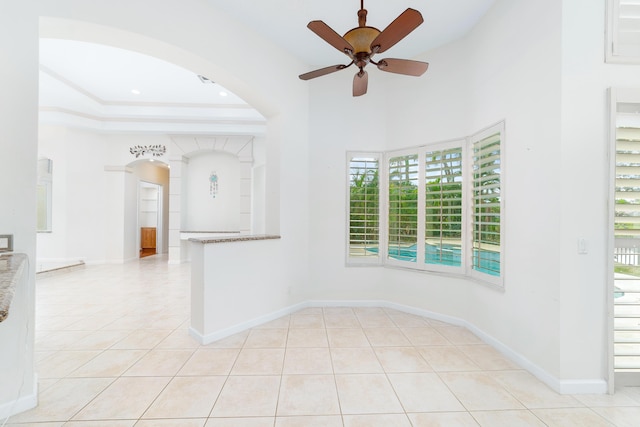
[299,0,429,96]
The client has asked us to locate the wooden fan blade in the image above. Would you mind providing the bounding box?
[299,64,349,80]
[308,20,354,55]
[353,70,368,97]
[377,58,429,76]
[370,8,423,54]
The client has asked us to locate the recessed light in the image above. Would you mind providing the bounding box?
[219,91,228,97]
[131,89,141,95]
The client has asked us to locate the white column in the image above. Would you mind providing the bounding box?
[239,160,252,234]
[168,157,188,264]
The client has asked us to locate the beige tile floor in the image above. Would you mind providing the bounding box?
[5,255,640,426]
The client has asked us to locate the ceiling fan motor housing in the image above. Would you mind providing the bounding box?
[343,8,380,68]
[344,26,380,55]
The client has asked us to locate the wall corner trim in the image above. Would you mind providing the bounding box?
[0,374,38,420]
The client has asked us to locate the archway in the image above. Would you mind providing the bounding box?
[38,15,284,243]
[38,17,277,264]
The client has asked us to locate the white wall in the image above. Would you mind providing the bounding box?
[559,0,640,384]
[5,0,309,415]
[306,0,617,393]
[37,126,108,264]
[190,238,298,343]
[37,128,174,263]
[185,152,240,231]
[462,0,564,382]
[0,3,38,417]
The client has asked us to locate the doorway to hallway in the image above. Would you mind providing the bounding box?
[139,181,162,258]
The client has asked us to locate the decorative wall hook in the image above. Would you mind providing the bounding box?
[209,172,219,198]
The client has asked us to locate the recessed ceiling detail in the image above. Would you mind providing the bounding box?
[39,39,266,135]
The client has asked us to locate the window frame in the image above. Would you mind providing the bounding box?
[345,151,384,266]
[468,123,505,287]
[346,122,505,288]
[423,141,469,275]
[385,148,422,269]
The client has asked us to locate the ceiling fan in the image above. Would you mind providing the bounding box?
[299,0,429,97]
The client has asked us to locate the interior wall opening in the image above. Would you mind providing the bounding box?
[130,160,169,258]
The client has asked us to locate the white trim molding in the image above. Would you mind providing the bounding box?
[0,375,38,420]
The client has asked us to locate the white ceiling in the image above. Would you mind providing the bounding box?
[38,0,496,135]
[207,0,496,67]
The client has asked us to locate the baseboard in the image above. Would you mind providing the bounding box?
[0,375,38,420]
[189,301,309,344]
[557,379,608,394]
[379,301,607,395]
[463,319,607,395]
[168,259,189,265]
[188,298,608,395]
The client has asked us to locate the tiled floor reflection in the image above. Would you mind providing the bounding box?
[5,255,640,426]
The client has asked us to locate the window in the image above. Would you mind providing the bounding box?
[347,154,381,264]
[607,0,640,63]
[471,128,502,280]
[425,146,464,269]
[346,122,504,287]
[388,154,419,263]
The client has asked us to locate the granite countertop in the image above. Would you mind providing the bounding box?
[180,230,240,234]
[0,253,27,322]
[188,234,281,244]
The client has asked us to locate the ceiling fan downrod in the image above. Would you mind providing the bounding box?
[358,0,367,27]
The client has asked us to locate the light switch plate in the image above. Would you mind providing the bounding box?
[0,234,13,253]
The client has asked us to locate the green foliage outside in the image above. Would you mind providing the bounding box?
[349,166,379,244]
[614,264,640,276]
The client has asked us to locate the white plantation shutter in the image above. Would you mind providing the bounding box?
[347,155,381,263]
[615,127,640,238]
[425,147,464,268]
[609,0,640,61]
[471,130,502,279]
[388,154,419,263]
